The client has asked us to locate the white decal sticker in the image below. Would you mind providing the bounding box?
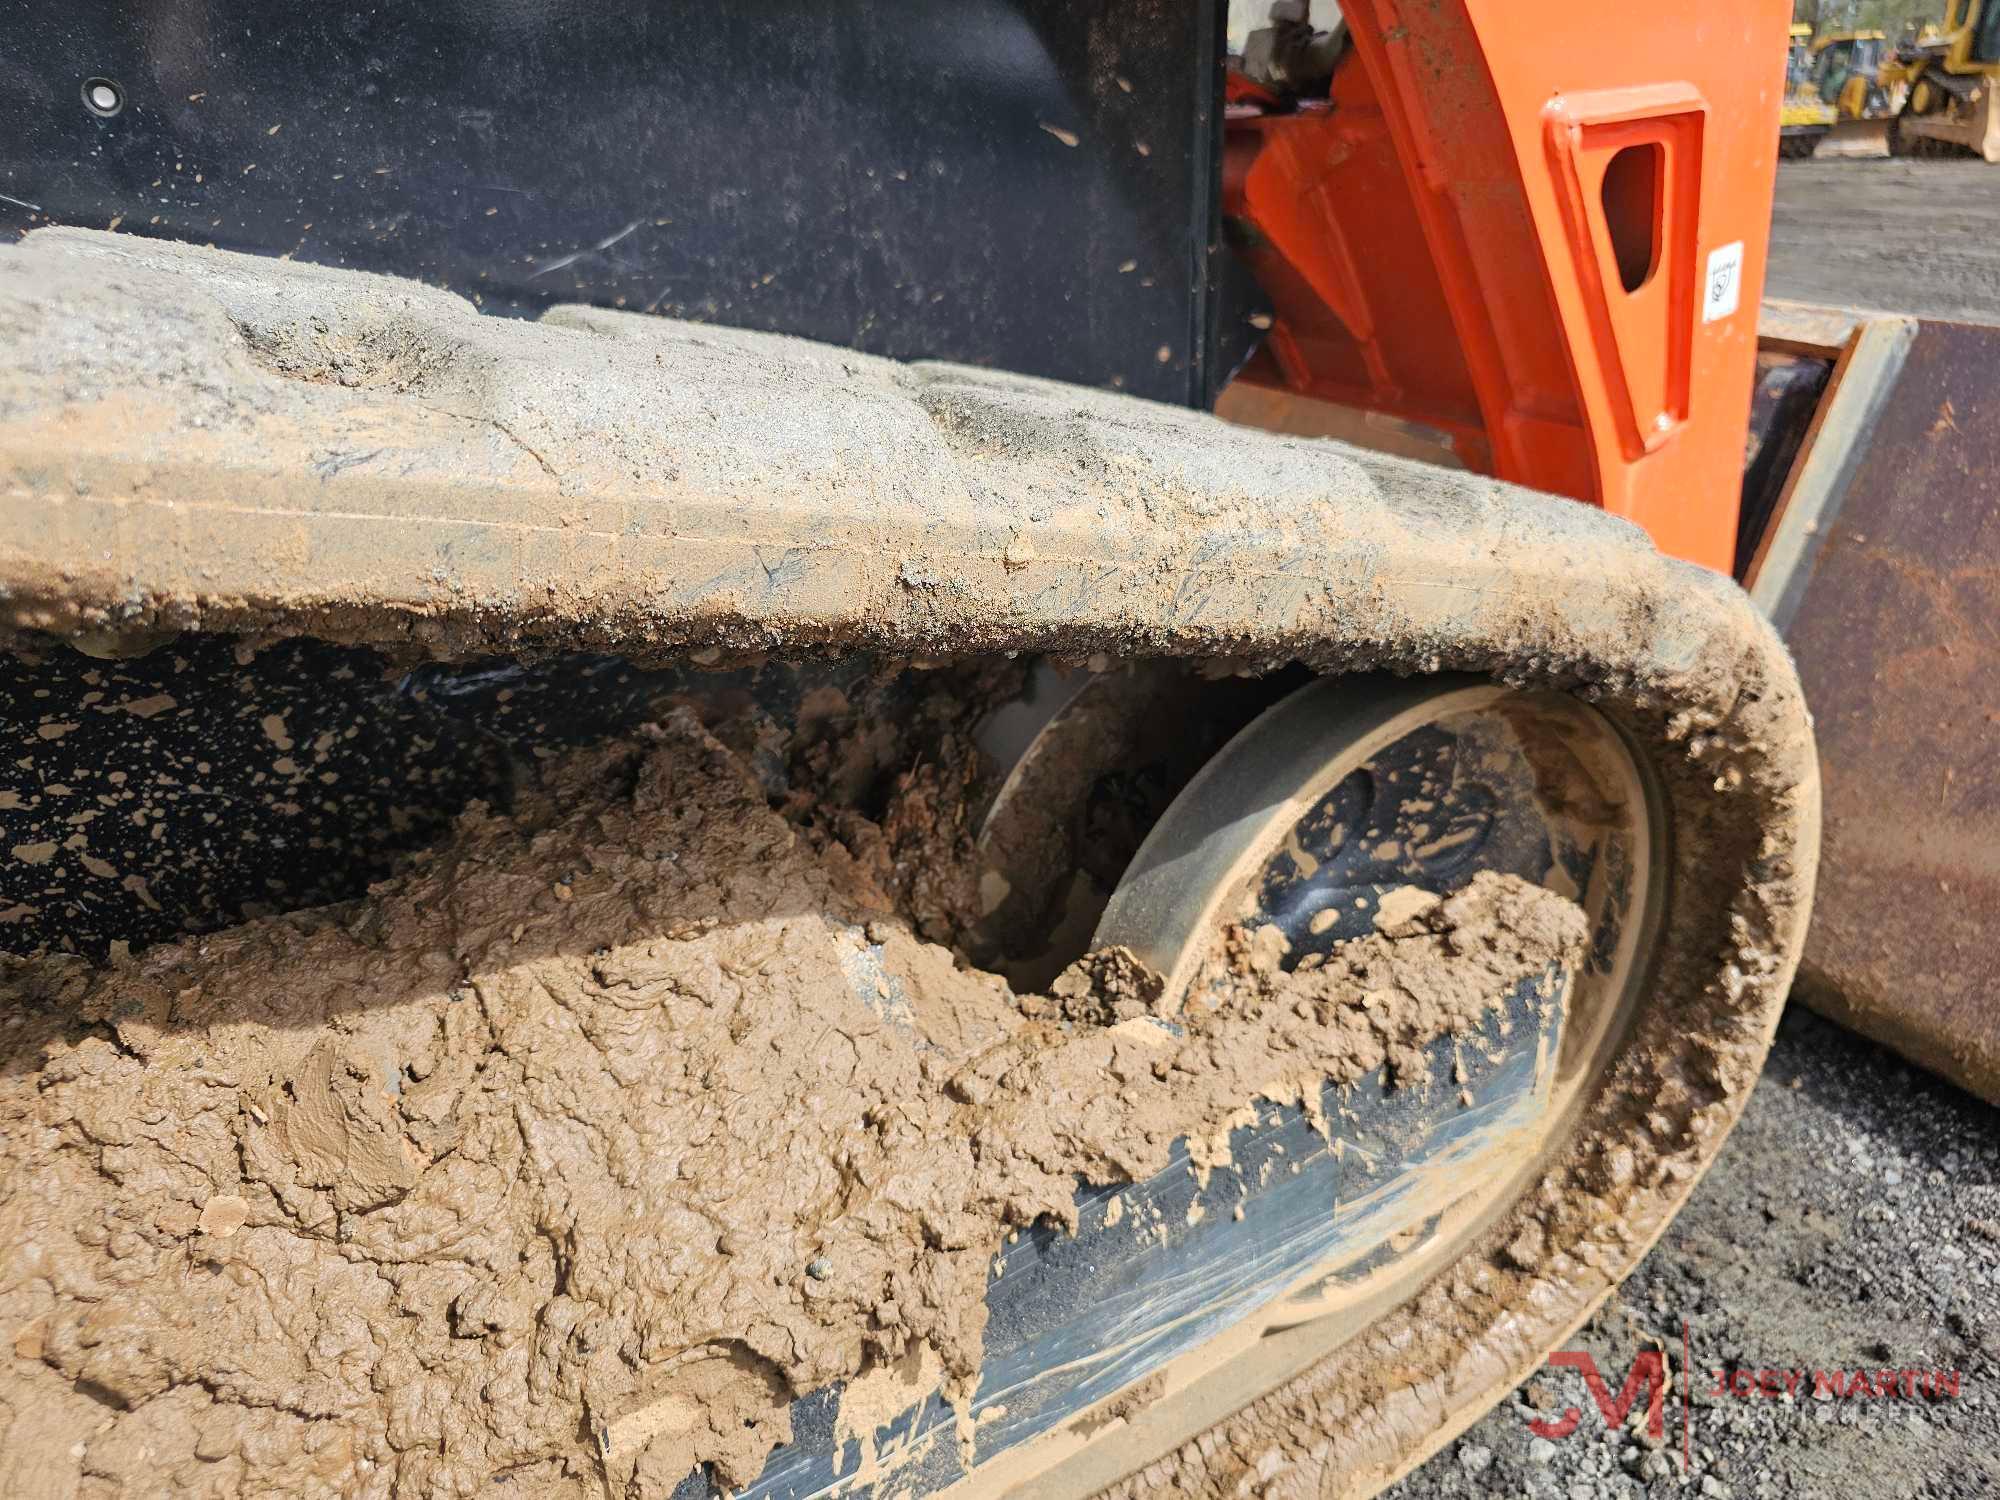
[1703,240,1745,324]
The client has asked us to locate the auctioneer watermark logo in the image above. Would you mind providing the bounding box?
[1528,1321,1966,1471]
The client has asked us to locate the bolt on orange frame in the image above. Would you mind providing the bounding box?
[1223,0,1791,573]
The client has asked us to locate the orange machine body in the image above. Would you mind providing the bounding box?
[1226,0,1791,572]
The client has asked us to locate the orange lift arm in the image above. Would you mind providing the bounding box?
[1225,0,1792,573]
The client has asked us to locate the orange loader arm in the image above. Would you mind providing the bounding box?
[1224,0,1791,573]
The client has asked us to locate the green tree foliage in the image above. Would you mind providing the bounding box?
[1794,0,1948,42]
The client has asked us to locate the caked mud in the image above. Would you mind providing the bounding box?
[0,707,1584,1499]
[0,231,1821,1498]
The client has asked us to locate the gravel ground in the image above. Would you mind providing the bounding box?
[1392,1005,2000,1499]
[1768,159,2000,324]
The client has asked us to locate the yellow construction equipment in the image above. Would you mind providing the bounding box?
[1783,22,1840,155]
[1886,0,2000,159]
[1812,29,1899,121]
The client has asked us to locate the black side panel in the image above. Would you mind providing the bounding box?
[1,0,1231,404]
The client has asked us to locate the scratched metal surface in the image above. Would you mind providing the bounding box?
[0,0,1255,403]
[1782,318,2000,1105]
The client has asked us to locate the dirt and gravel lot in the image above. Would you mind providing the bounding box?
[1397,155,2000,1500]
[1768,159,2000,323]
[1393,1006,2000,1500]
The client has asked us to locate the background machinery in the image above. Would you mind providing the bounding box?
[1783,21,1841,155]
[1887,0,2000,158]
[0,2,1992,1496]
[1812,28,1898,122]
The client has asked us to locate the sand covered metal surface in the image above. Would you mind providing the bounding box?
[0,710,1590,1498]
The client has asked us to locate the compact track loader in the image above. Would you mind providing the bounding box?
[0,2,1989,1496]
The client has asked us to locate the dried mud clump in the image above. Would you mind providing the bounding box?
[1041,944,1165,1026]
[0,712,1584,1499]
[819,729,990,948]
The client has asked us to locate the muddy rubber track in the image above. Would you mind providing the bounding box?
[0,229,1818,1496]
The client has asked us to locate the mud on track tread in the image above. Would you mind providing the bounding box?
[0,228,1818,1496]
